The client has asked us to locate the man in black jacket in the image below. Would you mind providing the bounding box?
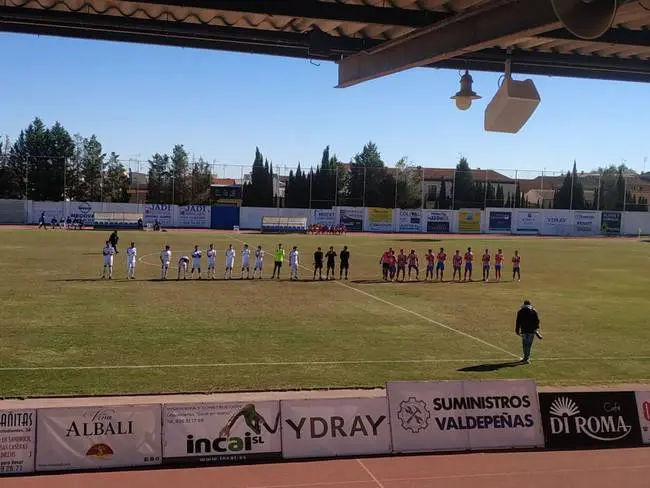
[515,300,541,364]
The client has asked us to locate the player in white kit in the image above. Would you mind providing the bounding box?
[177,255,190,280]
[191,245,202,279]
[225,244,236,279]
[206,244,217,280]
[241,244,251,279]
[160,245,172,280]
[253,245,264,279]
[102,241,115,280]
[289,246,299,280]
[126,242,137,279]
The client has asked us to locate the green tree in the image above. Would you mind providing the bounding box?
[495,184,504,206]
[190,157,212,205]
[394,157,422,209]
[170,144,190,205]
[79,135,106,202]
[437,178,448,209]
[147,153,170,203]
[103,152,130,202]
[452,156,473,209]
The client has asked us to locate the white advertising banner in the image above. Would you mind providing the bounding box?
[541,210,571,235]
[0,410,36,474]
[178,204,211,228]
[144,204,173,226]
[423,210,452,233]
[398,210,422,232]
[515,210,541,234]
[311,209,336,227]
[635,391,650,444]
[163,402,282,465]
[281,397,391,459]
[36,405,162,471]
[387,380,544,453]
[573,211,599,235]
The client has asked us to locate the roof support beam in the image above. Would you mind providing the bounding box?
[132,0,446,27]
[539,27,650,48]
[337,0,562,88]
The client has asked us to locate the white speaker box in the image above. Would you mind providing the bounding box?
[484,78,541,134]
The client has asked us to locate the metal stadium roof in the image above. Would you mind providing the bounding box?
[1,0,650,83]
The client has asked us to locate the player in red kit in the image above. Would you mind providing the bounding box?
[436,247,447,282]
[494,248,504,282]
[482,248,491,282]
[425,249,436,281]
[452,250,463,282]
[380,249,392,281]
[396,249,408,282]
[407,249,419,281]
[512,250,521,282]
[464,247,474,282]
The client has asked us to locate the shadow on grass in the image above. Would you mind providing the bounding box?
[457,361,524,372]
[389,238,442,243]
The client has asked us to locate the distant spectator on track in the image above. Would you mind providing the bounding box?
[515,300,542,364]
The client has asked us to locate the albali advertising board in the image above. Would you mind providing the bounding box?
[367,208,393,232]
[0,410,36,474]
[458,211,481,233]
[539,392,643,449]
[312,209,336,227]
[338,207,363,231]
[387,380,544,453]
[280,397,391,459]
[634,391,650,444]
[144,204,173,226]
[178,204,211,228]
[398,210,422,232]
[515,210,541,234]
[488,211,512,232]
[36,405,162,471]
[163,401,282,466]
[424,210,451,233]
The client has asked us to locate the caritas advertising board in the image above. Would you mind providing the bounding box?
[539,392,642,449]
[280,397,391,459]
[0,410,36,474]
[163,402,282,466]
[634,391,650,444]
[387,380,543,453]
[36,405,162,471]
[178,204,210,228]
[144,203,173,226]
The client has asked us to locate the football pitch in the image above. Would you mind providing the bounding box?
[1,227,649,398]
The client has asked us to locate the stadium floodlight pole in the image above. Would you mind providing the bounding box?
[309,169,313,210]
[362,165,367,207]
[24,155,29,200]
[623,174,628,211]
[334,166,338,207]
[569,169,574,211]
[513,170,518,208]
[420,167,425,209]
[597,172,602,210]
[63,157,67,201]
[451,169,456,210]
[394,175,398,209]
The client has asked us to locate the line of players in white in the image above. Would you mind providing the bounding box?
[102,241,292,280]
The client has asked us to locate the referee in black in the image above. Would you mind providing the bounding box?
[339,246,350,280]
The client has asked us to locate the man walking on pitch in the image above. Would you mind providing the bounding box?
[109,229,120,254]
[271,244,285,280]
[515,300,542,364]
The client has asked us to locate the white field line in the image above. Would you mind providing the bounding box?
[2,357,650,372]
[225,234,520,359]
[356,459,387,488]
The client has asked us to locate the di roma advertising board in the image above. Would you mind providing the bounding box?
[387,380,543,453]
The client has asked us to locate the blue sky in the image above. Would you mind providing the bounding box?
[1,32,648,178]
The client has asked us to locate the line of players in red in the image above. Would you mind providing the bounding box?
[379,247,521,282]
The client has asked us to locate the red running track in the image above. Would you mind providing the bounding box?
[5,448,650,488]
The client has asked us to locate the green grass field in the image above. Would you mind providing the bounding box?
[1,227,649,398]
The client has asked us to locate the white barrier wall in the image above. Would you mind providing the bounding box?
[622,211,650,235]
[0,200,26,224]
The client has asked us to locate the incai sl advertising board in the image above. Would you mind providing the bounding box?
[387,380,543,453]
[36,405,162,471]
[0,410,36,474]
[280,397,391,459]
[163,402,282,465]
